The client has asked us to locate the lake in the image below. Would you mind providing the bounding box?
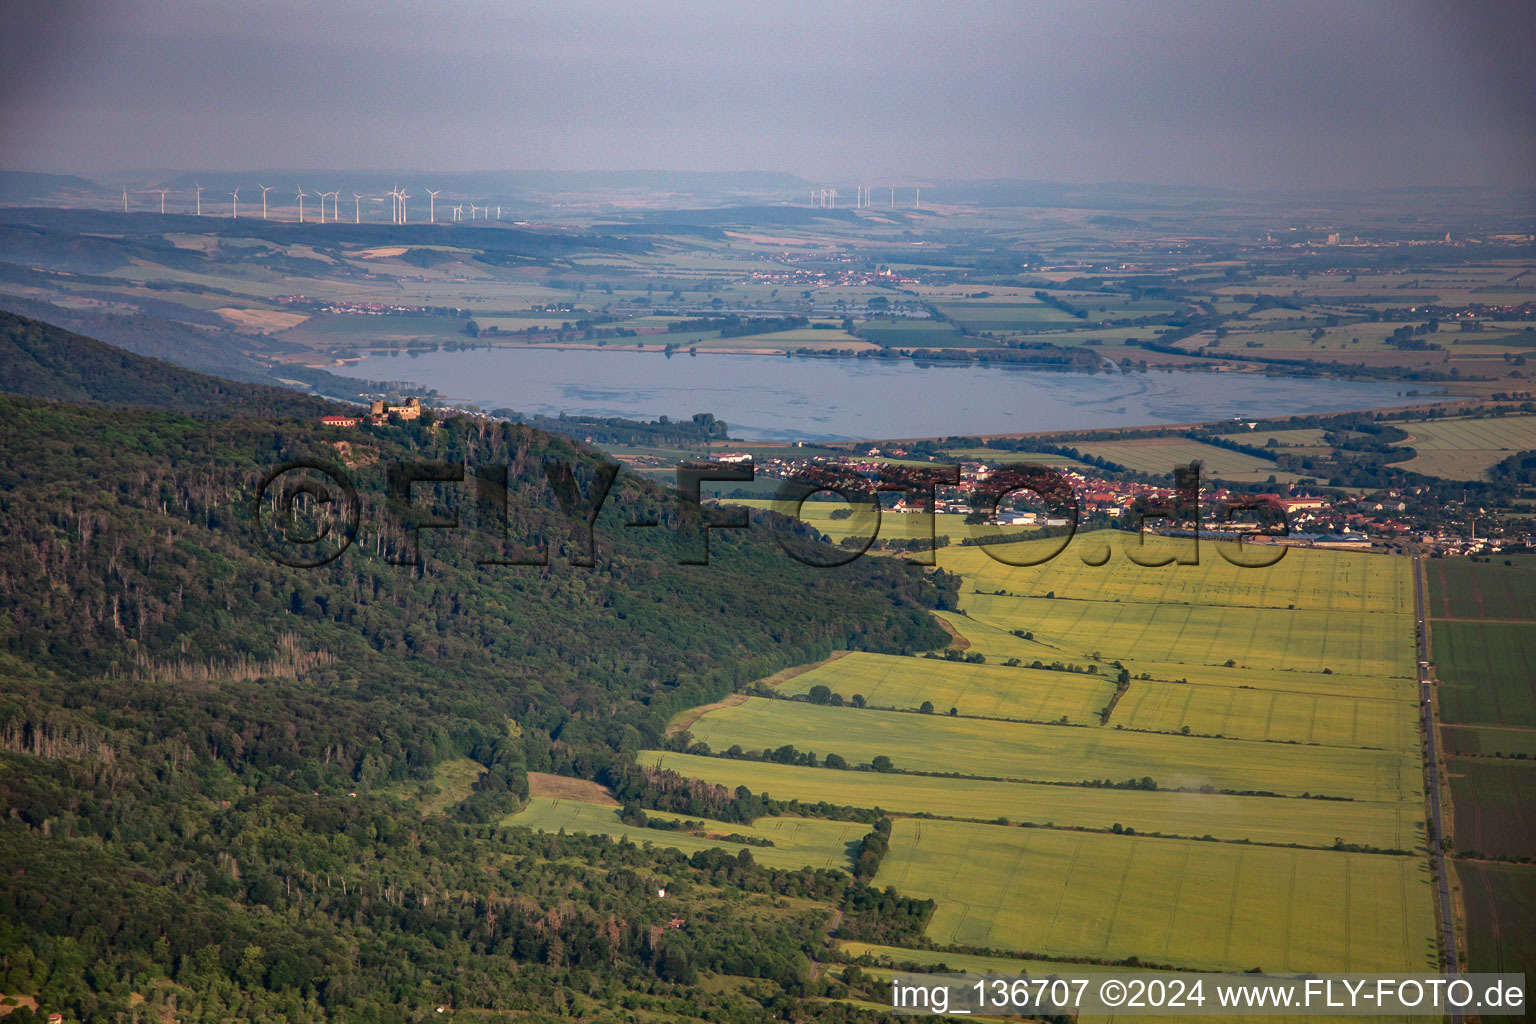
[333,348,1440,441]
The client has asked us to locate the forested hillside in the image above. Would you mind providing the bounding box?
[0,309,339,418]
[0,323,947,1022]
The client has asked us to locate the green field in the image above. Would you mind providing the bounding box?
[874,819,1435,972]
[503,796,868,872]
[682,698,1419,803]
[858,318,976,348]
[1391,415,1536,479]
[640,751,1419,850]
[1111,679,1417,748]
[1433,620,1536,730]
[1440,724,1536,758]
[1427,556,1536,619]
[1067,438,1289,482]
[932,301,1081,330]
[1447,758,1536,861]
[1456,861,1536,974]
[775,652,1116,723]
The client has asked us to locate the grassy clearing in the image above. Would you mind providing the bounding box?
[1455,861,1536,974]
[775,651,1116,723]
[378,757,484,816]
[1112,679,1417,749]
[874,818,1435,973]
[639,751,1418,850]
[1433,620,1536,730]
[503,796,867,872]
[682,698,1419,803]
[1447,757,1536,861]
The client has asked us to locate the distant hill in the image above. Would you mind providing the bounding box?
[0,296,372,401]
[0,309,341,418]
[0,170,108,204]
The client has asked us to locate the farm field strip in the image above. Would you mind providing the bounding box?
[773,651,1116,723]
[933,539,1413,616]
[1432,620,1536,729]
[1391,414,1536,478]
[960,593,1410,677]
[639,751,1418,851]
[1112,679,1418,749]
[1067,438,1283,479]
[1454,861,1536,975]
[1446,757,1536,861]
[681,698,1420,804]
[1440,725,1536,758]
[1111,658,1415,702]
[1428,556,1536,620]
[503,796,867,872]
[873,818,1436,973]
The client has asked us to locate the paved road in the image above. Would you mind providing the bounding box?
[1413,553,1462,1022]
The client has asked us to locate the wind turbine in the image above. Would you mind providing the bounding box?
[314,188,326,224]
[353,193,362,224]
[149,188,168,214]
[256,184,272,219]
[398,189,409,223]
[122,186,128,213]
[229,187,239,219]
[295,186,308,223]
[193,182,204,216]
[425,188,439,223]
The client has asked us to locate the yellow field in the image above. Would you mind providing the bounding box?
[640,751,1419,850]
[682,698,1420,804]
[1391,414,1536,478]
[1068,438,1292,483]
[876,819,1437,973]
[935,536,1412,615]
[653,525,1433,981]
[1112,679,1418,748]
[774,651,1116,723]
[959,592,1410,676]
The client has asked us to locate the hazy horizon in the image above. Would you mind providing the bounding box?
[3,0,1533,192]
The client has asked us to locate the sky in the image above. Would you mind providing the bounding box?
[1,0,1533,190]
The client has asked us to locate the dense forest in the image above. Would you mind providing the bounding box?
[0,315,948,1021]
